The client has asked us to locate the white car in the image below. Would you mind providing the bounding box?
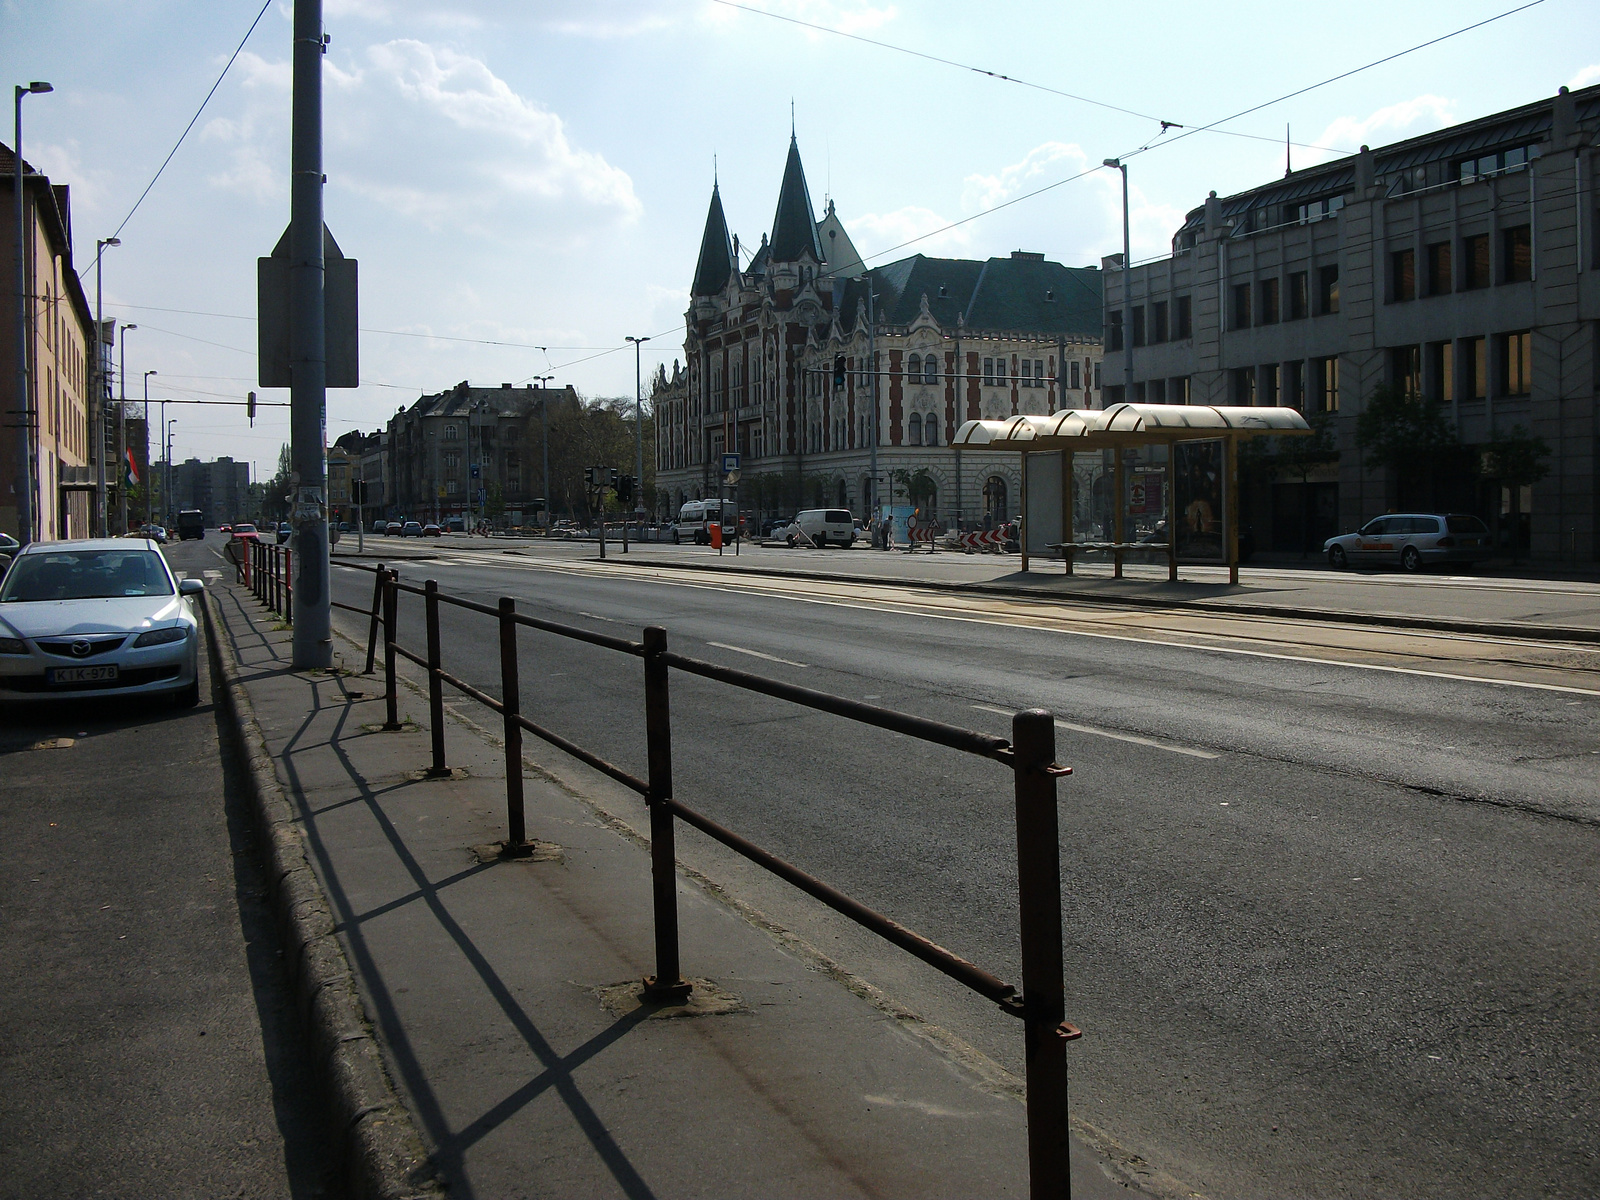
[0,539,204,707]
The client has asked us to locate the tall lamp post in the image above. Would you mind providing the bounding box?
[625,335,649,520]
[13,80,52,546]
[1102,158,1133,406]
[117,324,135,534]
[533,374,553,526]
[93,236,120,535]
[142,369,156,524]
[166,418,176,525]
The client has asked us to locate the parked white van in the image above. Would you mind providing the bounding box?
[673,499,734,544]
[783,508,856,548]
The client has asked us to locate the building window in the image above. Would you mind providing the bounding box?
[1502,226,1531,283]
[1429,341,1454,403]
[1391,249,1416,302]
[1427,242,1452,295]
[1288,272,1308,321]
[983,356,995,384]
[1315,357,1340,413]
[1318,266,1340,315]
[1034,359,1045,387]
[1259,278,1280,325]
[908,412,923,446]
[1070,360,1081,389]
[1020,359,1032,386]
[1501,331,1532,396]
[1147,379,1166,403]
[1232,283,1252,329]
[1107,312,1124,351]
[443,451,460,469]
[1295,195,1345,224]
[1093,362,1101,390]
[1175,295,1192,339]
[1262,364,1280,407]
[995,358,1007,386]
[908,353,921,381]
[1132,306,1147,347]
[1286,360,1306,411]
[1458,144,1535,183]
[446,478,459,495]
[1390,345,1421,396]
[924,355,938,384]
[1463,336,1487,399]
[444,424,459,440]
[925,414,938,446]
[1232,367,1255,405]
[1151,301,1169,342]
[1463,234,1490,289]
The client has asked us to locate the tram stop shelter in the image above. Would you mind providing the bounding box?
[953,403,1313,585]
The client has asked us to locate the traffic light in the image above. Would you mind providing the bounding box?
[608,467,619,488]
[616,474,634,504]
[247,391,257,426]
[833,355,846,389]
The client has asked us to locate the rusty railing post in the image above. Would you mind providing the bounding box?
[1013,708,1072,1200]
[423,580,448,775]
[284,547,292,622]
[363,564,385,674]
[382,570,401,730]
[641,625,690,1001]
[498,597,530,854]
[254,541,262,601]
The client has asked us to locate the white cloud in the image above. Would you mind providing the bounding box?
[1570,64,1600,90]
[1304,95,1456,166]
[961,141,1088,213]
[845,205,970,258]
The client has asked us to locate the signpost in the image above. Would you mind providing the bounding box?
[720,453,740,557]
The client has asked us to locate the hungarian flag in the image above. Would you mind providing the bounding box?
[125,447,140,486]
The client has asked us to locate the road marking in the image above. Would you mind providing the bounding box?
[707,641,809,668]
[576,610,620,624]
[972,704,1219,758]
[363,557,1600,698]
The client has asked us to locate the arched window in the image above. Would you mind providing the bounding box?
[444,424,458,441]
[924,414,938,446]
[908,353,922,381]
[983,476,1009,523]
[908,413,923,446]
[924,355,938,384]
[837,479,848,508]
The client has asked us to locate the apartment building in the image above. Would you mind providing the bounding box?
[173,456,250,527]
[1100,84,1600,561]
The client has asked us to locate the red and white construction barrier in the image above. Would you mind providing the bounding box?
[948,528,1009,551]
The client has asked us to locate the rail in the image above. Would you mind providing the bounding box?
[253,556,1082,1197]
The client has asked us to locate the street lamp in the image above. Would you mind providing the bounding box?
[142,369,156,524]
[166,418,176,526]
[626,336,649,518]
[94,236,120,535]
[117,324,136,534]
[13,80,52,546]
[1102,158,1133,408]
[532,374,553,525]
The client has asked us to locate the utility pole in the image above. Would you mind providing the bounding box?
[117,323,135,535]
[627,335,649,525]
[1103,158,1133,407]
[13,80,52,546]
[865,280,879,530]
[533,374,553,526]
[142,369,155,524]
[93,237,119,535]
[289,0,330,668]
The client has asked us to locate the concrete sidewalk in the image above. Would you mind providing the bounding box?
[211,574,1156,1197]
[337,539,1600,641]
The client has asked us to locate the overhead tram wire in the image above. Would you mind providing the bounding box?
[709,0,1350,156]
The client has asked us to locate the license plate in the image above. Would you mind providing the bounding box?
[47,664,119,685]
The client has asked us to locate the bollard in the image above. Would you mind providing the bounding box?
[423,580,448,775]
[498,597,529,853]
[641,625,690,1001]
[364,565,385,674]
[382,570,401,730]
[1013,708,1072,1200]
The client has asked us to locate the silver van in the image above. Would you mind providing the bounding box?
[788,508,856,548]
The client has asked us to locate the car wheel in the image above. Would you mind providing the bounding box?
[174,678,201,709]
[1328,545,1348,569]
[1401,545,1423,573]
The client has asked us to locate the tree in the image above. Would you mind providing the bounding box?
[485,481,505,522]
[891,466,938,511]
[1355,384,1465,511]
[1482,424,1550,559]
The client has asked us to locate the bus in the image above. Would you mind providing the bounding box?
[176,510,206,541]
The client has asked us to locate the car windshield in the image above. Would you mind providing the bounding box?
[1,549,173,601]
[1447,514,1490,534]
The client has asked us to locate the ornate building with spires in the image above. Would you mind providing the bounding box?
[653,134,1105,528]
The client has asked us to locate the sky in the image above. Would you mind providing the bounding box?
[4,0,1598,479]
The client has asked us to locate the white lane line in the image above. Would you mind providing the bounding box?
[972,704,1219,759]
[577,610,620,624]
[382,557,1600,698]
[706,641,809,668]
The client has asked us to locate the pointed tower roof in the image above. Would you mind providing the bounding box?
[769,135,824,263]
[691,182,736,296]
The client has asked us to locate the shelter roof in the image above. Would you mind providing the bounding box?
[954,404,1311,448]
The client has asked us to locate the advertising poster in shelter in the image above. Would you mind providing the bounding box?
[1174,439,1226,562]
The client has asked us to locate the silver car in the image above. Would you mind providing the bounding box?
[1324,513,1491,572]
[0,539,204,706]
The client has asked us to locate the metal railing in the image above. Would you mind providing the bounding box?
[263,558,1083,1197]
[247,539,294,622]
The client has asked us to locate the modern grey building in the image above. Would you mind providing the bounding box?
[1100,84,1600,562]
[173,456,250,527]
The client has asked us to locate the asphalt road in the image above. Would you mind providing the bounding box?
[329,547,1600,1200]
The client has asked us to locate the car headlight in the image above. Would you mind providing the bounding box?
[0,637,26,654]
[134,625,189,647]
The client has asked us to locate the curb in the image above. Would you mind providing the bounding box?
[201,590,446,1200]
[594,554,1600,645]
